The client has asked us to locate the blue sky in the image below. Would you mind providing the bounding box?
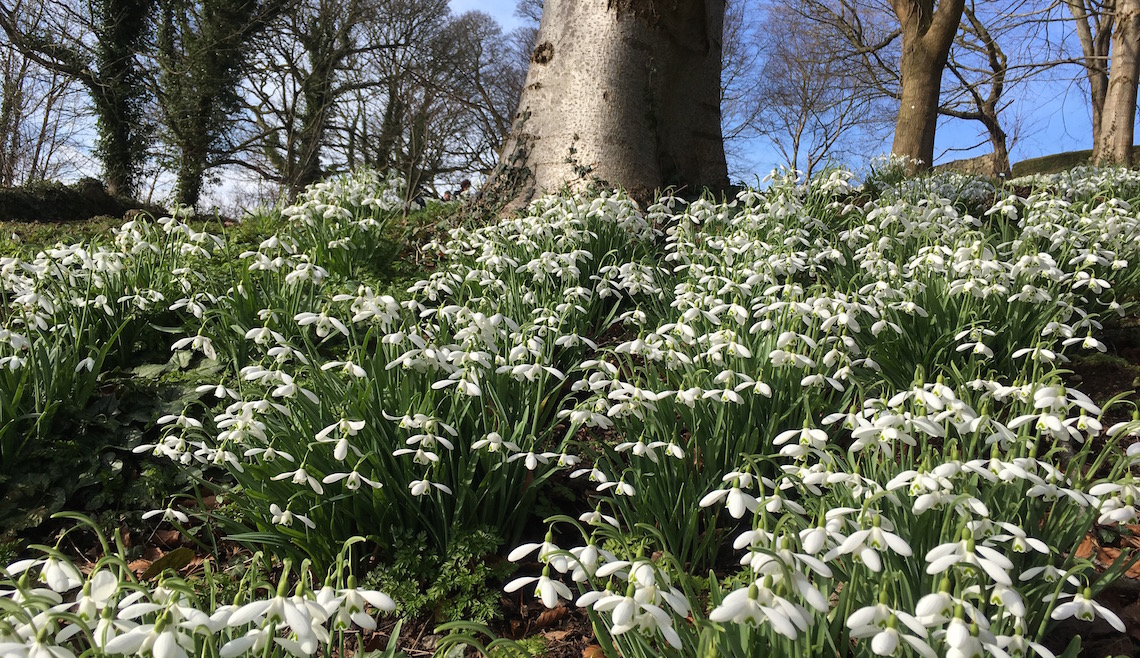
[449,0,522,29]
[473,0,1100,177]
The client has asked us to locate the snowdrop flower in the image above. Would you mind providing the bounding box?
[614,438,682,462]
[327,581,395,631]
[596,479,636,496]
[271,466,324,494]
[824,516,911,572]
[847,601,935,658]
[0,635,77,658]
[577,583,683,649]
[269,504,315,529]
[194,381,240,400]
[504,567,572,609]
[939,616,988,658]
[472,432,520,453]
[36,557,83,593]
[699,472,761,518]
[709,578,808,639]
[507,451,560,471]
[170,333,216,361]
[925,530,1014,586]
[142,507,190,524]
[321,470,382,490]
[320,360,367,378]
[773,426,828,458]
[103,619,196,658]
[409,479,452,496]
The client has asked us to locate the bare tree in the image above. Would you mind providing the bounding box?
[0,37,88,185]
[940,2,1013,175]
[0,0,152,195]
[736,2,893,177]
[1094,0,1139,164]
[1067,0,1115,146]
[889,0,967,170]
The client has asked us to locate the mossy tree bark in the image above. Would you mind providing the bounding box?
[485,0,728,208]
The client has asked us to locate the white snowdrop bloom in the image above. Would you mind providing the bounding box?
[156,412,202,430]
[709,579,808,639]
[1,636,78,658]
[1095,496,1139,524]
[471,432,521,453]
[992,631,1057,658]
[773,427,828,456]
[846,603,935,658]
[142,507,190,524]
[326,584,395,631]
[271,467,324,494]
[408,479,452,496]
[939,616,988,658]
[270,373,319,403]
[1062,333,1107,352]
[614,439,682,462]
[392,447,439,465]
[823,518,912,572]
[699,476,761,519]
[295,311,349,337]
[269,504,315,529]
[925,532,1014,586]
[597,480,636,496]
[578,509,620,529]
[170,333,216,361]
[1011,346,1063,364]
[503,570,570,611]
[315,418,366,443]
[320,360,367,378]
[1048,588,1125,632]
[321,470,382,490]
[194,381,240,400]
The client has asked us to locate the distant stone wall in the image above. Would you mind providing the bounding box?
[0,179,165,222]
[937,152,1001,178]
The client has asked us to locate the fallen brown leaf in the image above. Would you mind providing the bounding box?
[128,559,152,575]
[1096,547,1140,578]
[582,646,605,658]
[155,529,181,547]
[1077,535,1097,559]
[542,629,571,642]
[534,605,568,629]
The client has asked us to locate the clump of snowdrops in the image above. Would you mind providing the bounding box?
[8,161,1140,657]
[148,189,662,568]
[501,166,1140,657]
[0,515,399,658]
[0,169,405,475]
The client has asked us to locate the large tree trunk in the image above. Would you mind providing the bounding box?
[890,0,965,172]
[1068,0,1114,146]
[486,0,728,207]
[1095,0,1140,165]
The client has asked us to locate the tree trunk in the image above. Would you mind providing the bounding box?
[486,0,728,207]
[94,0,152,198]
[989,125,1011,178]
[890,0,965,172]
[1095,0,1140,165]
[1068,0,1114,147]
